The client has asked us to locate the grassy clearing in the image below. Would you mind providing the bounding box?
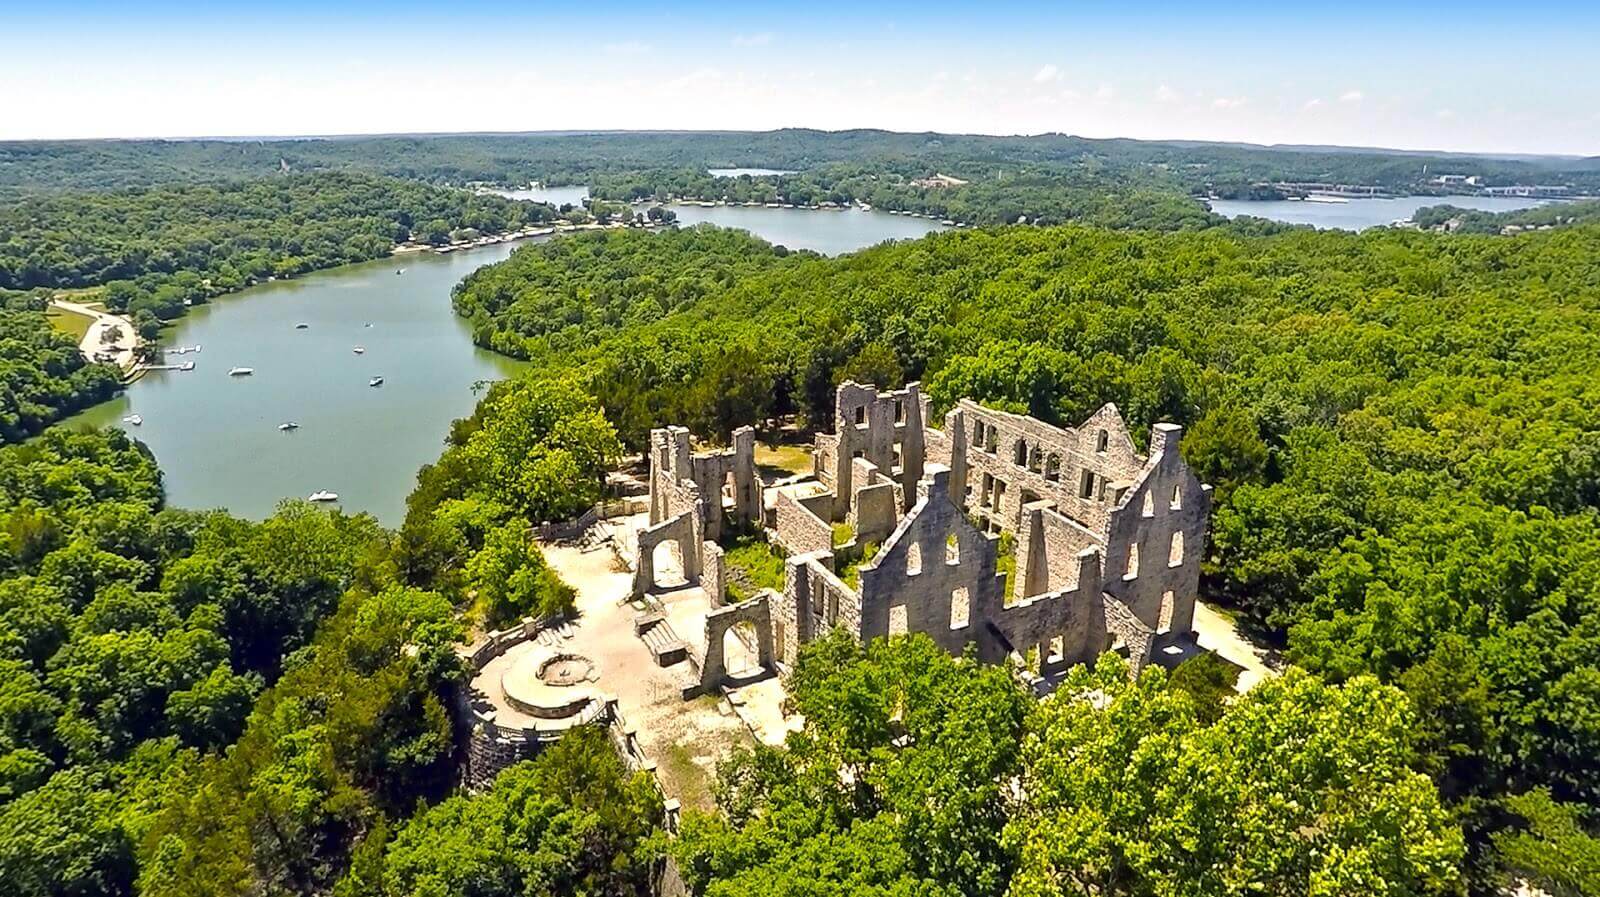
[45,306,94,341]
[755,442,813,480]
[657,742,715,813]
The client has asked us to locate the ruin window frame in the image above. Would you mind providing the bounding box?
[1170,483,1183,511]
[1078,469,1095,500]
[1168,530,1184,568]
[906,541,923,576]
[1095,429,1109,453]
[950,586,971,630]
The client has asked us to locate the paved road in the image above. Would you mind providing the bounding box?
[52,299,137,372]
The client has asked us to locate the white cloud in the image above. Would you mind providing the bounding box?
[1436,108,1456,119]
[1033,64,1059,83]
[1094,83,1115,101]
[1303,97,1325,110]
[602,40,651,55]
[1212,96,1247,109]
[1339,89,1364,103]
[731,32,773,48]
[1154,84,1179,103]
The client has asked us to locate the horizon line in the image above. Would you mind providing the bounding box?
[1,125,1591,163]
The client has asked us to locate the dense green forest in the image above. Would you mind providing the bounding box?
[0,371,631,896]
[4,130,1597,197]
[0,170,548,296]
[452,221,1600,889]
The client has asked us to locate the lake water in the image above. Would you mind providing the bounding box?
[65,201,947,524]
[707,167,795,177]
[63,244,531,526]
[667,204,947,255]
[497,185,590,207]
[1207,194,1546,231]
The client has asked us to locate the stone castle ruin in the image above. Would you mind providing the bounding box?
[636,381,1213,694]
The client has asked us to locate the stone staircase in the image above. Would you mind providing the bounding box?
[633,611,689,667]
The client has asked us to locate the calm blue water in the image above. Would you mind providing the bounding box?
[708,167,795,177]
[1208,194,1547,231]
[497,185,590,206]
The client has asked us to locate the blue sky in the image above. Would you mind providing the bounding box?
[4,1,1597,154]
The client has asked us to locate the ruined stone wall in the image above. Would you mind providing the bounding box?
[777,552,862,668]
[1099,423,1212,636]
[848,456,900,545]
[700,541,726,608]
[956,400,1142,536]
[773,488,833,558]
[1014,503,1103,603]
[990,548,1107,668]
[646,425,759,544]
[1102,595,1156,678]
[829,381,926,517]
[856,466,1004,659]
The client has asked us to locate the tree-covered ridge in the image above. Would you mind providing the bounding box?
[0,170,549,295]
[4,129,1597,195]
[1414,197,1600,234]
[587,164,1230,229]
[455,222,1600,882]
[452,225,798,360]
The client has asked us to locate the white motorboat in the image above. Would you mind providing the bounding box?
[369,376,384,387]
[279,422,299,431]
[307,490,338,502]
[228,366,253,376]
[123,414,142,426]
[353,346,365,354]
[294,322,309,329]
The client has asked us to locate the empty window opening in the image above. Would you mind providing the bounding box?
[892,441,904,473]
[950,586,971,629]
[993,480,1007,511]
[889,603,908,636]
[973,421,986,448]
[854,405,866,426]
[1158,590,1175,632]
[1044,454,1061,482]
[1170,484,1183,511]
[946,533,960,564]
[1169,531,1184,567]
[852,449,864,459]
[906,541,923,575]
[1141,491,1155,518]
[1013,440,1027,466]
[981,472,995,508]
[1124,542,1140,580]
[986,427,998,453]
[1096,429,1109,453]
[1048,634,1065,663]
[1026,446,1041,472]
[894,400,905,423]
[1078,469,1095,500]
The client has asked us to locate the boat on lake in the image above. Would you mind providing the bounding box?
[369,376,384,387]
[353,346,365,354]
[228,366,253,376]
[294,322,309,329]
[123,414,143,426]
[308,490,338,502]
[279,422,299,431]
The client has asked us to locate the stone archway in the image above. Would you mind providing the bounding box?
[634,512,700,597]
[698,595,776,693]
